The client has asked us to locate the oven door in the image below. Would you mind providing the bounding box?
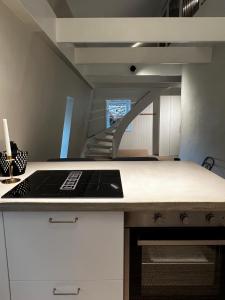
[129,228,225,300]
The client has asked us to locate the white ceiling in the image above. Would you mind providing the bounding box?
[66,0,167,17]
[47,0,181,89]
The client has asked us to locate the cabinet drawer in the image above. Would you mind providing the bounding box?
[4,212,123,281]
[10,280,123,300]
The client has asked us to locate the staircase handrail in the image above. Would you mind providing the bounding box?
[111,87,170,158]
[87,91,151,139]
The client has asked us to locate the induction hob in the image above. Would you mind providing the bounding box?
[2,170,124,198]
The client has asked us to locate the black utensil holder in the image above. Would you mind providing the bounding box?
[0,150,28,177]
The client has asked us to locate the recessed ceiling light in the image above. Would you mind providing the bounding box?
[131,42,143,48]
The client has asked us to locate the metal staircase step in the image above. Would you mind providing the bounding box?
[95,137,113,143]
[87,143,112,150]
[87,148,112,154]
[104,132,114,136]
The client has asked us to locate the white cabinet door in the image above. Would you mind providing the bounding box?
[4,212,124,281]
[11,280,123,300]
[0,212,10,300]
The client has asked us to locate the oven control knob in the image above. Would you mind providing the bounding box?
[180,214,189,225]
[154,213,163,224]
[206,214,216,224]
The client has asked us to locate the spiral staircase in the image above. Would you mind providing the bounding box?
[83,88,170,160]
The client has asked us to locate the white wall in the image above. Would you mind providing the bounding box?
[180,46,225,177]
[0,1,92,161]
[119,103,153,154]
[88,88,149,137]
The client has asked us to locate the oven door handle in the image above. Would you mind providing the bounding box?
[138,240,225,246]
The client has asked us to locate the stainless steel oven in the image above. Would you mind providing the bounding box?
[125,211,225,300]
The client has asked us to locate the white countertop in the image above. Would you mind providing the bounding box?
[1,161,225,211]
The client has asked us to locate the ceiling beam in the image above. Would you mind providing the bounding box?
[76,64,182,77]
[47,0,74,17]
[92,82,181,90]
[75,47,212,64]
[85,75,181,84]
[56,17,225,43]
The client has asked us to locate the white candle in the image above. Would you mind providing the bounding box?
[2,119,12,157]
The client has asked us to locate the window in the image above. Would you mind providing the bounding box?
[106,99,132,131]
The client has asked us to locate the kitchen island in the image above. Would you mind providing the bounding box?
[1,161,225,300]
[1,161,225,211]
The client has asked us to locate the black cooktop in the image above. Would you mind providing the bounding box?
[2,170,124,198]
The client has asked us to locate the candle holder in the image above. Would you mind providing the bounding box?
[1,156,21,184]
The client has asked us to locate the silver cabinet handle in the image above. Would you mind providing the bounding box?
[53,288,80,296]
[49,217,78,224]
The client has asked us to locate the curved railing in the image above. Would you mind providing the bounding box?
[84,86,179,158]
[111,88,164,158]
